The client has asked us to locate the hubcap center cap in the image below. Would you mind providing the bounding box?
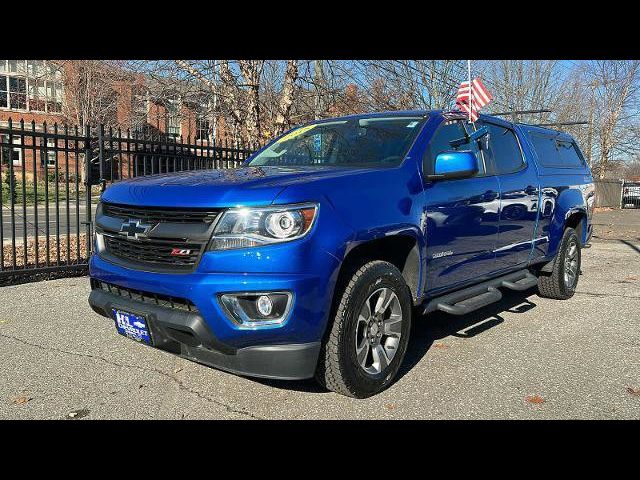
[370,322,379,336]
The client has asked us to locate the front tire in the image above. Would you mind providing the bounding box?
[315,261,412,398]
[537,227,581,300]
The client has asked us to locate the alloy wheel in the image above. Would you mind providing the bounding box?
[355,287,403,375]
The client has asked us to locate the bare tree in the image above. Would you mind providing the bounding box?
[58,60,127,128]
[587,60,640,178]
[169,60,299,145]
[478,60,560,123]
[273,60,298,136]
[623,158,640,179]
[119,59,640,179]
[55,60,130,183]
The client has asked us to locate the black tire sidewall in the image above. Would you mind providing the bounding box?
[338,264,412,397]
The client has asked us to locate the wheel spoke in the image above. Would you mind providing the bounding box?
[383,315,402,336]
[356,340,370,368]
[373,288,389,315]
[382,291,396,315]
[359,300,372,324]
[372,344,390,372]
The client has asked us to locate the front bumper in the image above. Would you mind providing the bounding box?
[89,288,321,380]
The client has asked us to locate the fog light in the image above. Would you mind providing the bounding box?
[256,295,273,317]
[219,291,293,328]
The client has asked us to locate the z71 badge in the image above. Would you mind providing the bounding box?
[170,248,192,256]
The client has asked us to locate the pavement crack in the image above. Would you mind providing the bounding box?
[576,291,640,299]
[0,332,262,419]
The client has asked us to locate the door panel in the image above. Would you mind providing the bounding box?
[482,122,540,269]
[424,176,501,293]
[494,166,540,268]
[422,118,500,294]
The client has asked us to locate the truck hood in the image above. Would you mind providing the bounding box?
[100,165,374,208]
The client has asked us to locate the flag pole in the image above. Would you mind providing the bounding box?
[467,59,473,123]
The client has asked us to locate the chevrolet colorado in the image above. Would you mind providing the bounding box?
[88,110,595,398]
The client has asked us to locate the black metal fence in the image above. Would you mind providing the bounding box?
[0,118,256,285]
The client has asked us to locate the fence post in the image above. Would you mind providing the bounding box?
[84,124,93,257]
[620,179,625,209]
[98,124,105,190]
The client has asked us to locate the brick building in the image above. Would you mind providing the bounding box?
[0,60,219,174]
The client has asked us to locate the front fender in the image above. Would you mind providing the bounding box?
[273,160,428,304]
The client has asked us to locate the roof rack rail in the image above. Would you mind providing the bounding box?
[531,121,590,127]
[490,109,552,117]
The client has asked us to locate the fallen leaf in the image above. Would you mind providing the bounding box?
[626,387,640,396]
[13,395,32,405]
[526,395,545,404]
[386,404,396,411]
[433,343,450,349]
[625,275,638,281]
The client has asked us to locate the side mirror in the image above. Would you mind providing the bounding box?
[428,151,479,180]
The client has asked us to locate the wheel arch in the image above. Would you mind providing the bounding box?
[338,233,424,305]
[546,185,589,258]
[564,208,588,245]
[540,207,586,273]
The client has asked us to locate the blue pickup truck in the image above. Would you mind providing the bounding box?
[88,110,595,398]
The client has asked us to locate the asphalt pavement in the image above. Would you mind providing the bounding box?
[0,235,638,419]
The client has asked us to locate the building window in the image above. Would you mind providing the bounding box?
[0,60,64,113]
[196,116,210,142]
[41,138,56,168]
[0,76,7,108]
[165,99,181,139]
[29,78,46,112]
[131,90,149,135]
[10,77,27,110]
[2,136,24,166]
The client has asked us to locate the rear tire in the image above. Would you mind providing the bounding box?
[537,227,581,300]
[315,261,412,398]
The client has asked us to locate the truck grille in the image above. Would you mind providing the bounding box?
[103,203,219,224]
[104,235,202,268]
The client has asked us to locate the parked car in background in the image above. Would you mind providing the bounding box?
[622,182,640,208]
[88,110,594,398]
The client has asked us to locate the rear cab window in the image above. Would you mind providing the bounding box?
[528,132,587,169]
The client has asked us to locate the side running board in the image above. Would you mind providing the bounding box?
[423,269,538,316]
[500,272,538,291]
[436,287,502,316]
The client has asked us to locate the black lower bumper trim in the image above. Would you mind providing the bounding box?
[181,342,321,381]
[88,287,321,380]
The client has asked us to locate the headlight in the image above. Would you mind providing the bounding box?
[208,203,318,250]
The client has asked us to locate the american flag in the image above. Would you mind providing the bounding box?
[456,78,493,122]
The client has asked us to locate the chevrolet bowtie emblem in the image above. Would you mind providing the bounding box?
[120,219,154,240]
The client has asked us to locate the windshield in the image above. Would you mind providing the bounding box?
[247,116,425,168]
